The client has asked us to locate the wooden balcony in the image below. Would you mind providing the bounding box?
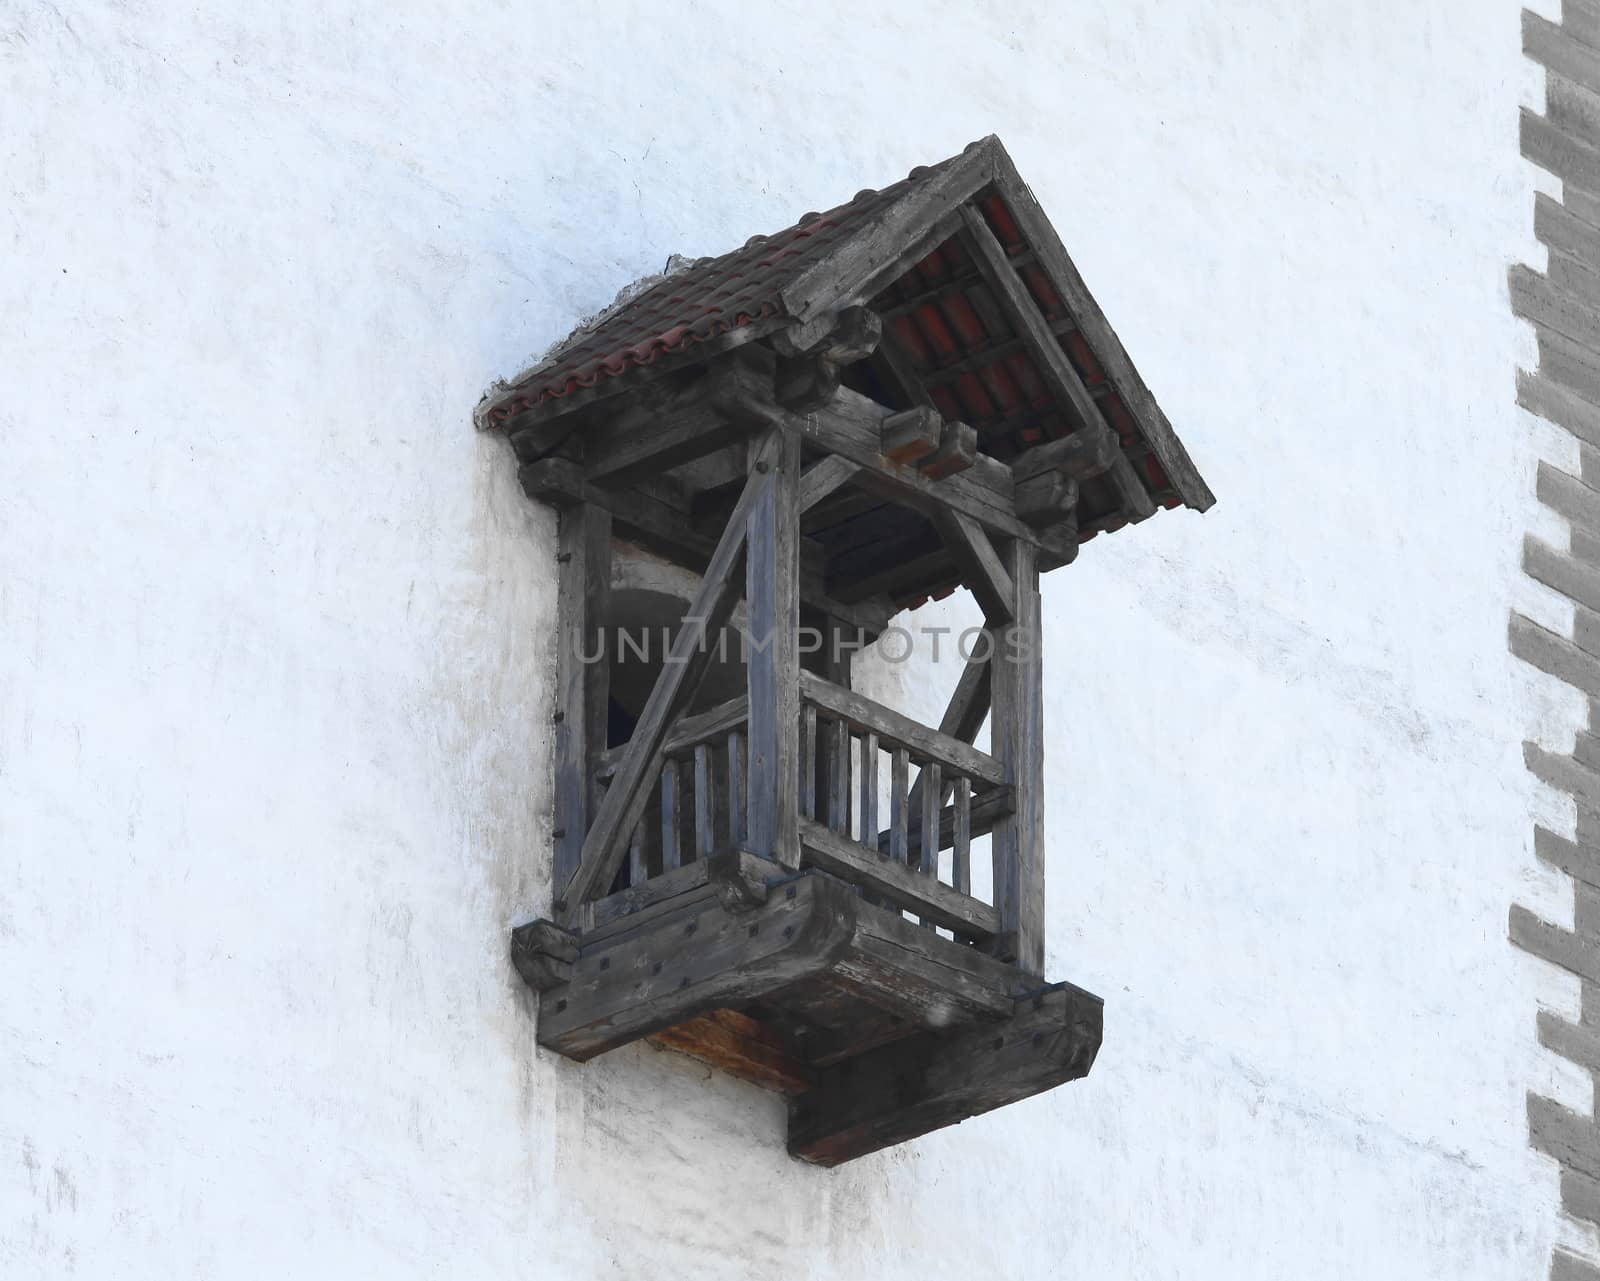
[514,671,1102,1165]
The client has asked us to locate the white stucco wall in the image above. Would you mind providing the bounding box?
[1,2,1579,1276]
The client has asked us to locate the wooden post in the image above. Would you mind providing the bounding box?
[553,504,611,899]
[990,538,1044,975]
[745,429,802,867]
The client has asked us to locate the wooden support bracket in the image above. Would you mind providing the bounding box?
[787,982,1103,1166]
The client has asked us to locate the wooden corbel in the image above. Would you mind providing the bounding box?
[774,305,882,412]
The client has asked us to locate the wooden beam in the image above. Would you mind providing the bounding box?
[798,455,862,513]
[787,982,1104,1166]
[521,455,892,638]
[879,782,1012,865]
[988,538,1044,976]
[746,429,803,867]
[1011,430,1117,483]
[778,141,997,325]
[559,436,779,914]
[583,347,776,488]
[537,873,862,1061]
[799,817,1000,939]
[918,419,978,481]
[959,205,1156,526]
[933,508,1015,624]
[775,306,882,412]
[509,918,580,992]
[552,504,611,896]
[881,405,944,464]
[799,671,1006,788]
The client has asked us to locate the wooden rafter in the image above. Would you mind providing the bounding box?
[957,205,1155,526]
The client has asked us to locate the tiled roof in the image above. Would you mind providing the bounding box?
[482,153,969,428]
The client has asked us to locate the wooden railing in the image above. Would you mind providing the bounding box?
[593,677,1008,946]
[794,673,1009,944]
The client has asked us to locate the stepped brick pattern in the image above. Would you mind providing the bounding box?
[1513,7,1600,1279]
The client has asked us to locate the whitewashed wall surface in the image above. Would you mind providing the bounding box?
[0,2,1577,1277]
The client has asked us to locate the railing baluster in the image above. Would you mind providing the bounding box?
[694,743,714,861]
[628,824,645,888]
[801,705,818,820]
[918,761,941,928]
[828,720,850,834]
[890,747,909,866]
[661,759,680,872]
[859,731,878,854]
[953,776,972,896]
[726,729,745,847]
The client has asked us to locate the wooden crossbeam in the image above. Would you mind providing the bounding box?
[789,388,1079,563]
[558,434,780,914]
[958,206,1155,525]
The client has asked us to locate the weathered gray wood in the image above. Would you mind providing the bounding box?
[583,347,776,487]
[858,731,879,852]
[800,705,818,820]
[828,720,851,834]
[795,390,1063,543]
[959,204,1155,525]
[934,508,1015,624]
[918,763,941,878]
[800,671,1006,787]
[580,857,719,938]
[890,747,910,865]
[726,728,746,846]
[560,435,779,912]
[521,454,893,639]
[953,777,972,895]
[746,429,803,867]
[989,538,1045,975]
[775,306,882,412]
[787,981,1103,1166]
[918,761,941,929]
[510,918,581,992]
[988,142,1213,511]
[905,645,993,829]
[872,327,937,409]
[779,142,996,324]
[553,504,612,903]
[918,419,978,481]
[1014,471,1079,526]
[828,897,1018,1026]
[694,744,715,860]
[881,405,944,463]
[661,695,749,758]
[1011,429,1118,483]
[704,848,781,912]
[660,760,681,872]
[537,873,861,1061]
[627,827,645,888]
[879,784,1013,862]
[798,455,862,513]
